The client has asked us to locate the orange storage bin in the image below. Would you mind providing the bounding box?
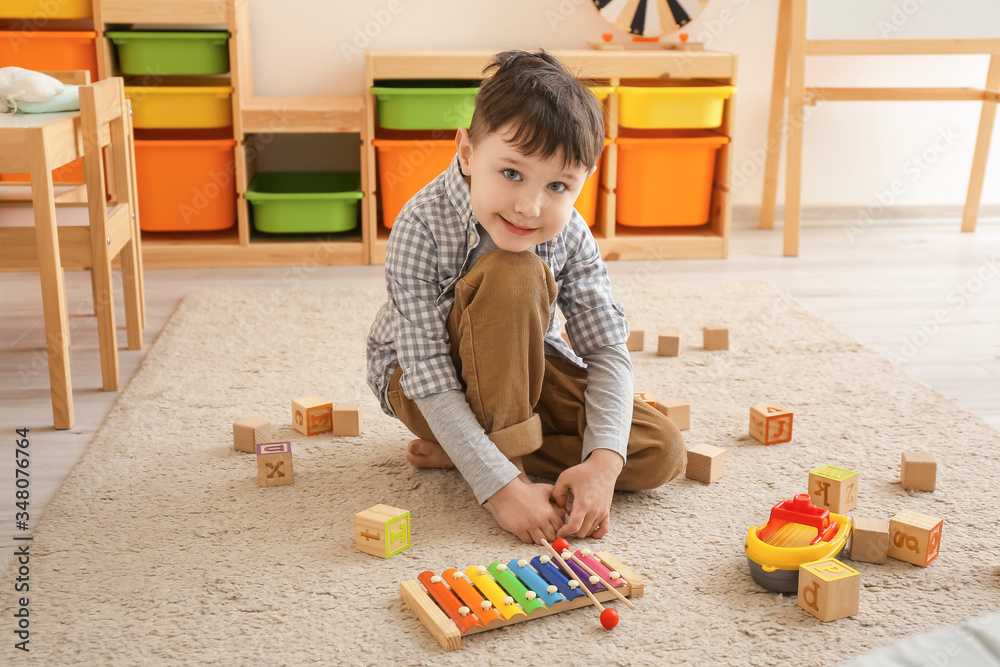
[615,131,728,227]
[0,31,98,82]
[133,133,237,231]
[373,138,455,228]
[574,138,611,227]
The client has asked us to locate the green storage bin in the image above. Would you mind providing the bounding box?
[107,31,230,76]
[246,172,363,234]
[370,79,479,130]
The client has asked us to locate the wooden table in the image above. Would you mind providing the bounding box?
[0,111,86,429]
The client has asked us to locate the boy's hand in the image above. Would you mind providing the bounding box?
[483,477,565,545]
[552,449,624,540]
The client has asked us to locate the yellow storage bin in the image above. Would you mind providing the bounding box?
[617,81,735,129]
[124,86,233,129]
[0,0,91,18]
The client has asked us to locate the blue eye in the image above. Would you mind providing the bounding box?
[549,182,568,193]
[502,168,522,181]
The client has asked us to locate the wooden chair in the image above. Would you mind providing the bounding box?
[760,0,1000,256]
[0,76,143,395]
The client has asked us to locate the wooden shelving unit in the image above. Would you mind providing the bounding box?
[90,0,369,268]
[365,49,738,263]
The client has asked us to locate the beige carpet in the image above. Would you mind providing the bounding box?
[4,280,999,665]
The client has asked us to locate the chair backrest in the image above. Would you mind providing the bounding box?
[78,78,133,222]
[41,70,92,85]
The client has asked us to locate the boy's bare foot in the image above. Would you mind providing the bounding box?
[406,439,455,469]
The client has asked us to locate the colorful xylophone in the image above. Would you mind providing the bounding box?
[400,550,643,651]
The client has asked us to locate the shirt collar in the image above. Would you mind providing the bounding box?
[444,155,477,232]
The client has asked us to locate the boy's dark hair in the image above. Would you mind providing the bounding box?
[469,49,605,170]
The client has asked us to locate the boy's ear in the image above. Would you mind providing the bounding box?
[456,127,473,176]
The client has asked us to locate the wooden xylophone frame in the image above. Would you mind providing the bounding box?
[400,551,643,651]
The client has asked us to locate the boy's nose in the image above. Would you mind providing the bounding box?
[514,194,541,219]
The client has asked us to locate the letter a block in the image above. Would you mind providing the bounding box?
[797,558,860,622]
[355,504,411,559]
[292,395,333,436]
[233,416,271,454]
[808,465,859,513]
[888,509,942,567]
[256,441,293,487]
[749,402,793,445]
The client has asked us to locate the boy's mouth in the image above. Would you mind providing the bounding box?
[500,215,536,236]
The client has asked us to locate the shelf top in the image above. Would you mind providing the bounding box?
[367,49,737,81]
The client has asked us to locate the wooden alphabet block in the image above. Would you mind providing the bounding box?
[561,331,572,349]
[749,402,793,445]
[808,465,859,513]
[686,444,725,484]
[657,331,680,357]
[633,392,656,407]
[292,395,333,436]
[900,452,937,492]
[797,558,860,622]
[256,441,293,487]
[703,326,729,351]
[355,504,411,559]
[888,509,942,567]
[626,329,645,351]
[655,397,690,431]
[233,416,271,454]
[849,517,889,564]
[333,402,363,436]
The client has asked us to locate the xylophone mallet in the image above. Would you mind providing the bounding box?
[541,539,619,629]
[563,548,636,611]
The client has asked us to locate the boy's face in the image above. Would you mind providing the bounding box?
[456,125,595,253]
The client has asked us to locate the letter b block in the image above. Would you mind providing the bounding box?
[808,465,858,513]
[292,395,333,436]
[749,402,793,445]
[888,509,942,567]
[355,504,411,559]
[256,441,293,487]
[797,558,860,622]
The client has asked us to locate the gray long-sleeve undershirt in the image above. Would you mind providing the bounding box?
[412,226,634,505]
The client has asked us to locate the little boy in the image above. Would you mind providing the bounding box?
[366,49,685,544]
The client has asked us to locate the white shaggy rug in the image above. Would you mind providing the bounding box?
[3,280,999,666]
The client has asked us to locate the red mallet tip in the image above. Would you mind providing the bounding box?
[552,538,570,554]
[600,608,619,629]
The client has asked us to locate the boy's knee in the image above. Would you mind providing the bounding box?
[619,409,686,491]
[472,250,556,303]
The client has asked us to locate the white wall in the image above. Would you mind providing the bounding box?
[248,0,1000,208]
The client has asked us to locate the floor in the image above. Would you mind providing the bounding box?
[1,209,998,577]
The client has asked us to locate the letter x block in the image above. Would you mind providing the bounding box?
[292,395,333,436]
[749,402,793,445]
[888,509,942,567]
[355,504,411,559]
[808,465,859,513]
[797,558,860,622]
[256,441,293,487]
